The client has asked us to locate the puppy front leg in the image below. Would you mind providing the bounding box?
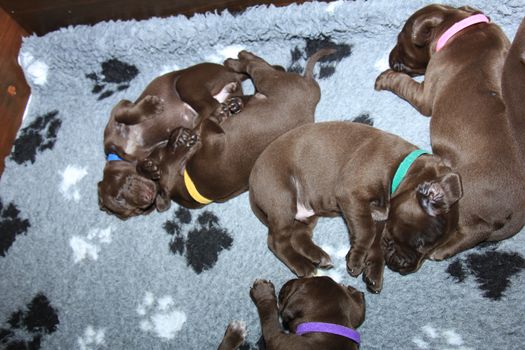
[250,280,283,343]
[113,95,164,124]
[250,280,311,350]
[375,69,432,116]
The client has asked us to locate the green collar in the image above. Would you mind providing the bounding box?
[391,149,430,195]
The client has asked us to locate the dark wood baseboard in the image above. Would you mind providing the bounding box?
[0,6,30,177]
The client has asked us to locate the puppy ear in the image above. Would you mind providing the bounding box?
[412,14,445,47]
[346,288,366,328]
[417,172,463,216]
[457,5,481,14]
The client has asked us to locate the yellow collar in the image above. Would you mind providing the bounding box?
[183,169,212,205]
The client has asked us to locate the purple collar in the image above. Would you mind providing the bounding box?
[295,322,360,345]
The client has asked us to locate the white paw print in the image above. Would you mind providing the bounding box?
[77,325,105,350]
[59,165,88,201]
[412,325,474,350]
[70,227,112,263]
[137,292,187,340]
[315,244,348,282]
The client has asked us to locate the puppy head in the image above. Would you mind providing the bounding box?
[381,156,462,274]
[98,161,159,220]
[389,4,482,75]
[278,276,365,331]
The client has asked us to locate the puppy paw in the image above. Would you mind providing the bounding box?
[170,128,199,150]
[141,95,165,115]
[346,249,366,277]
[374,69,398,91]
[362,260,384,294]
[224,58,245,73]
[220,321,247,349]
[250,279,276,304]
[226,96,244,114]
[137,158,161,180]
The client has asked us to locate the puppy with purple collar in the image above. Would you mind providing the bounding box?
[249,277,365,350]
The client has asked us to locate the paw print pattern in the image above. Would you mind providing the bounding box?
[10,110,61,165]
[69,227,113,263]
[314,244,348,282]
[77,325,106,350]
[446,249,525,300]
[86,58,139,100]
[412,325,473,350]
[288,37,352,79]
[163,207,233,274]
[0,198,31,257]
[59,165,88,201]
[352,113,374,126]
[0,293,59,349]
[136,292,186,340]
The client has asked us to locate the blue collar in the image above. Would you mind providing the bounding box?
[107,153,124,162]
[391,149,430,195]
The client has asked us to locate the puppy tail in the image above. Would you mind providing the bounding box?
[303,48,336,79]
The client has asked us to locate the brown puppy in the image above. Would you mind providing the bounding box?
[249,121,462,292]
[502,16,525,165]
[217,321,247,350]
[98,63,245,219]
[375,4,525,260]
[249,277,365,350]
[135,49,334,213]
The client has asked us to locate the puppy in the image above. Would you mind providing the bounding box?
[502,16,525,165]
[98,63,245,219]
[217,321,247,350]
[375,4,525,260]
[133,49,335,214]
[249,277,365,350]
[249,121,462,292]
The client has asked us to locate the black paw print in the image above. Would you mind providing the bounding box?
[288,36,352,79]
[352,113,374,126]
[163,207,233,274]
[0,199,31,257]
[0,293,59,349]
[10,110,61,165]
[86,58,139,100]
[446,245,525,300]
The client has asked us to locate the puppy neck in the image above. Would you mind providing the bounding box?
[435,14,490,52]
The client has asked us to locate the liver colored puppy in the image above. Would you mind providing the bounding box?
[249,121,462,292]
[249,277,365,350]
[375,4,525,260]
[217,321,247,350]
[98,63,245,219]
[136,49,334,212]
[502,16,525,165]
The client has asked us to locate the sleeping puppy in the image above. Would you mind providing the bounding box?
[98,63,246,219]
[375,4,525,260]
[248,121,462,292]
[502,16,525,165]
[249,277,365,350]
[132,49,335,214]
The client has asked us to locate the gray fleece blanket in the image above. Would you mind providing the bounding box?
[1,0,524,349]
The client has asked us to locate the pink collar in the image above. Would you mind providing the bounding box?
[435,13,490,52]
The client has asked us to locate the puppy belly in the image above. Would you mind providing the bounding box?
[213,82,237,103]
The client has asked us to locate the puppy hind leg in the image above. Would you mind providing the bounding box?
[267,227,318,277]
[290,221,334,270]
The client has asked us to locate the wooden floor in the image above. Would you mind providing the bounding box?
[0,0,307,178]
